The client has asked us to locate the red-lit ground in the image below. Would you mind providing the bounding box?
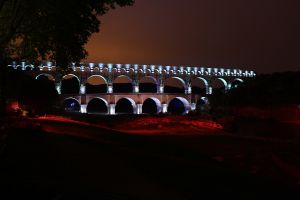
[114,116,223,135]
[1,114,300,199]
[35,115,223,135]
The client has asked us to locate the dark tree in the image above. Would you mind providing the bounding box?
[0,0,134,119]
[0,0,134,67]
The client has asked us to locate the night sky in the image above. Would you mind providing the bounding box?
[85,0,300,73]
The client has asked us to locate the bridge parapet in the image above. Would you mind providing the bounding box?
[8,62,256,78]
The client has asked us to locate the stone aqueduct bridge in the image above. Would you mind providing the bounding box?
[10,62,256,115]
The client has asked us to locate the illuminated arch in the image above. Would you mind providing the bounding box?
[120,68,127,74]
[36,73,55,81]
[138,69,144,75]
[25,65,34,71]
[61,74,80,94]
[211,77,228,94]
[231,78,244,89]
[93,67,100,72]
[142,97,162,114]
[191,77,209,94]
[86,98,108,114]
[140,76,157,84]
[63,97,80,112]
[62,74,80,82]
[87,75,108,85]
[115,97,137,114]
[113,75,133,93]
[139,76,158,93]
[168,97,190,114]
[234,78,244,83]
[217,78,228,88]
[35,73,57,95]
[86,75,108,94]
[145,69,151,75]
[164,77,186,93]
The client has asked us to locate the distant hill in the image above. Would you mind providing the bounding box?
[211,71,300,107]
[208,71,300,121]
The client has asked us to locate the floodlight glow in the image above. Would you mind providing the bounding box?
[187,86,192,94]
[191,103,196,111]
[80,84,86,94]
[80,63,85,72]
[80,105,87,113]
[56,85,61,94]
[89,63,94,68]
[137,104,142,114]
[162,104,168,113]
[207,68,212,74]
[158,65,162,71]
[209,87,212,94]
[159,86,164,93]
[228,83,232,89]
[108,86,113,93]
[98,63,104,68]
[134,86,139,93]
[109,104,115,115]
[12,61,17,69]
[151,65,155,71]
[245,70,249,77]
[238,69,242,76]
[226,69,231,76]
[47,62,52,67]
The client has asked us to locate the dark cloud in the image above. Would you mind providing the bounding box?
[86,0,300,73]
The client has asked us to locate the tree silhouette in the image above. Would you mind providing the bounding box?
[0,0,134,119]
[0,0,134,68]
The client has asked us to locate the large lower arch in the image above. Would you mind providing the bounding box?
[142,97,162,114]
[61,74,80,94]
[113,75,133,93]
[139,76,157,93]
[115,97,137,114]
[168,97,190,114]
[211,78,228,94]
[86,98,108,114]
[63,98,80,112]
[191,77,208,95]
[164,77,186,93]
[86,75,108,94]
